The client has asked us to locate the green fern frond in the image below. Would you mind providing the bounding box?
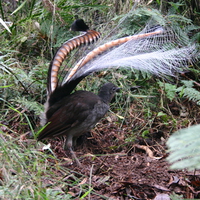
[159,80,200,105]
[181,80,194,87]
[168,14,192,24]
[182,88,200,105]
[114,7,166,36]
[167,124,200,170]
[176,80,200,105]
[158,82,177,101]
[12,96,43,115]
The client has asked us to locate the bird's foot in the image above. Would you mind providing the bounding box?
[69,147,82,167]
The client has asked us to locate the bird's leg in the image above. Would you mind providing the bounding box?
[69,147,81,167]
[63,136,82,167]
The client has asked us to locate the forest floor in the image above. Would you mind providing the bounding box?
[40,100,200,200]
[2,93,200,199]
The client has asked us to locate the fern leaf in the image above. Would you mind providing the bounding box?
[167,124,200,170]
[12,97,43,115]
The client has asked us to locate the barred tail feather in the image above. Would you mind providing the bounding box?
[48,29,101,93]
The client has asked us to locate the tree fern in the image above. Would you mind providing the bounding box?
[167,124,200,170]
[176,80,200,105]
[12,96,43,116]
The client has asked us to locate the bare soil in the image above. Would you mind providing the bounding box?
[3,97,200,199]
[48,108,200,200]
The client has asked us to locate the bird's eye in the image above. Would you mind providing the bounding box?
[112,87,116,91]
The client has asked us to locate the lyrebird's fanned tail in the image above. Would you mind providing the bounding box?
[63,28,164,83]
[62,26,197,83]
[41,20,197,127]
[48,21,100,94]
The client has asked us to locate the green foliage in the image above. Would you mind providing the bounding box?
[158,82,177,101]
[0,54,46,103]
[0,134,105,199]
[12,96,43,116]
[170,194,191,200]
[113,3,199,43]
[113,7,165,36]
[167,124,200,170]
[176,80,200,105]
[159,80,200,105]
[0,135,70,199]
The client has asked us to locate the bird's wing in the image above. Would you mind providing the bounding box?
[38,91,101,140]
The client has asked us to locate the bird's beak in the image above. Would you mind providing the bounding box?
[130,86,140,92]
[116,87,121,92]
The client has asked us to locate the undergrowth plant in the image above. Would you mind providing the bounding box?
[0,133,104,199]
[159,79,200,105]
[167,124,200,200]
[167,124,200,170]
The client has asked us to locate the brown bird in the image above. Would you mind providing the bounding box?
[38,19,120,166]
[38,82,119,166]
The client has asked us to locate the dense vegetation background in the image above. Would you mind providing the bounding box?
[0,0,200,199]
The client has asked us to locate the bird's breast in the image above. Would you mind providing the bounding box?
[87,100,109,127]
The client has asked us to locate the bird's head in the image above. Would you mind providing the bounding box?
[98,82,120,103]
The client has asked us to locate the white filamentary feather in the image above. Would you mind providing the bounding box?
[80,45,195,76]
[66,26,197,82]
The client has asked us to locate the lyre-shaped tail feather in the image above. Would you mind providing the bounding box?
[48,28,100,94]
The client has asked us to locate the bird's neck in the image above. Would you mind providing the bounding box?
[98,91,111,104]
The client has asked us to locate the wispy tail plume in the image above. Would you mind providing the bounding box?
[64,27,164,83]
[64,25,197,83]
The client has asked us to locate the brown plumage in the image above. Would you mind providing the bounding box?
[38,83,119,166]
[38,83,119,142]
[38,19,105,166]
